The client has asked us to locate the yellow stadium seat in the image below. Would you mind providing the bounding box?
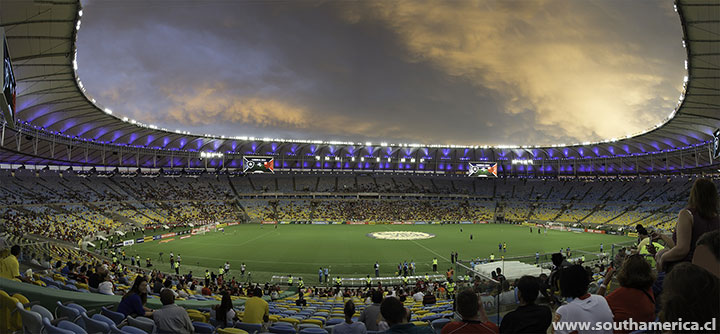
[0,290,21,333]
[188,312,207,323]
[412,321,428,327]
[301,319,323,326]
[217,328,248,334]
[279,317,300,325]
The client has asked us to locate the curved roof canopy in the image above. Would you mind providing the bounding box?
[0,0,718,172]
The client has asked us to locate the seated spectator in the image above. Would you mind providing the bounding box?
[412,289,424,302]
[359,290,383,331]
[295,291,307,306]
[599,254,656,333]
[692,230,720,278]
[422,291,437,306]
[162,278,179,298]
[381,296,433,334]
[98,273,115,295]
[153,289,195,334]
[117,276,154,317]
[442,289,498,334]
[658,178,720,271]
[211,291,236,328]
[333,300,367,334]
[659,262,719,333]
[0,245,31,282]
[243,287,269,324]
[201,284,212,296]
[500,276,551,334]
[554,265,613,334]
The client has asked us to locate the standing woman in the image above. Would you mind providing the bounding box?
[659,178,720,271]
[117,276,154,317]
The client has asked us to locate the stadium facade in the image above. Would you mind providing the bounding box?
[0,0,718,176]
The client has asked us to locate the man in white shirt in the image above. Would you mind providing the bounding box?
[333,300,367,334]
[412,289,424,302]
[554,265,613,334]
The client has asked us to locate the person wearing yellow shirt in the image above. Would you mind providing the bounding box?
[0,245,30,282]
[243,287,269,324]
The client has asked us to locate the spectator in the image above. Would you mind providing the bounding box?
[659,178,720,271]
[422,290,437,306]
[412,289,424,302]
[201,284,212,296]
[381,297,433,334]
[0,245,30,282]
[554,265,613,334]
[333,300,367,334]
[692,230,720,278]
[600,254,656,333]
[98,273,114,295]
[117,276,153,317]
[212,291,236,328]
[153,289,195,334]
[296,291,307,307]
[162,278,179,298]
[659,262,719,333]
[243,287,269,324]
[359,289,383,331]
[442,289,498,334]
[499,276,551,334]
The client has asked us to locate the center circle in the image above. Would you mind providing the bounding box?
[367,231,436,240]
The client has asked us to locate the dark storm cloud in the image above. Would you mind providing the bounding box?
[76,0,685,146]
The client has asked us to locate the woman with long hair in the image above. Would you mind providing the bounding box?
[117,275,154,317]
[213,290,235,328]
[599,254,656,333]
[659,178,720,271]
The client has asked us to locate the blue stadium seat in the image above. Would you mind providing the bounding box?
[193,321,215,333]
[43,318,74,334]
[101,307,126,325]
[235,322,262,334]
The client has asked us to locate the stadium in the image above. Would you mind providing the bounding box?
[0,1,718,334]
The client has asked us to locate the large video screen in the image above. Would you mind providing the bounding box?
[243,156,275,174]
[1,28,16,125]
[467,162,498,177]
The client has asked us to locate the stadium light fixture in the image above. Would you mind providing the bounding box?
[376,158,380,162]
[351,157,355,162]
[410,158,416,163]
[200,152,223,159]
[315,156,320,160]
[400,158,405,163]
[360,157,365,162]
[104,108,112,115]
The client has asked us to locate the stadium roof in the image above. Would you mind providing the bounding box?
[0,0,718,173]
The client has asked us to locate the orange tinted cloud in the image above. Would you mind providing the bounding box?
[339,0,684,143]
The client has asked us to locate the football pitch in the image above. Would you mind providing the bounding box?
[125,224,634,283]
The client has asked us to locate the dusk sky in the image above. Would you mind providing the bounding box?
[76,0,686,146]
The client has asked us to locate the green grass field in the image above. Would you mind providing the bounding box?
[124,224,633,283]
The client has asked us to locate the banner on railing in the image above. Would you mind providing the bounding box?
[123,240,134,246]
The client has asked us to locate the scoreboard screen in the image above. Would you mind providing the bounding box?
[713,129,720,160]
[243,156,275,174]
[1,28,16,126]
[467,162,498,178]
